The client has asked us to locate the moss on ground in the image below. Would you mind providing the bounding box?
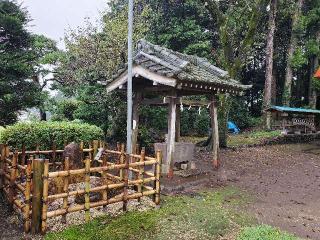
[237,225,300,240]
[228,130,281,147]
[45,187,299,240]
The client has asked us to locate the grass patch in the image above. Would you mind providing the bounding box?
[228,130,281,147]
[237,225,300,240]
[45,187,254,240]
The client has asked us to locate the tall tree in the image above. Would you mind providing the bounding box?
[199,0,267,146]
[263,0,278,129]
[30,34,59,120]
[283,0,305,105]
[0,1,41,125]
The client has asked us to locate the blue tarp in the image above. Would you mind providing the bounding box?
[267,105,320,114]
[228,121,240,134]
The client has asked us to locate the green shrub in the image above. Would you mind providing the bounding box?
[237,225,299,240]
[0,126,5,143]
[1,121,104,149]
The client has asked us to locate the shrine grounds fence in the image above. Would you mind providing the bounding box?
[0,141,162,234]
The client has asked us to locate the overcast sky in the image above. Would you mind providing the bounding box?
[18,0,108,49]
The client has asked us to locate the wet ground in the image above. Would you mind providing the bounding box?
[1,142,320,239]
[163,141,320,239]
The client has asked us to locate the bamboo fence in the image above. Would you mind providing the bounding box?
[0,141,162,234]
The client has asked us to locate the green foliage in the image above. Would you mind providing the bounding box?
[229,97,262,130]
[49,99,80,121]
[237,225,299,240]
[1,121,104,149]
[291,47,308,69]
[0,1,42,125]
[0,126,5,142]
[45,187,254,240]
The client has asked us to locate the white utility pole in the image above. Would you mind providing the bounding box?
[127,0,134,155]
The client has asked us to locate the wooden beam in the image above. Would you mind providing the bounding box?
[210,96,220,169]
[141,97,211,107]
[134,65,176,87]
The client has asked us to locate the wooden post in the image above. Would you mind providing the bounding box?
[119,144,125,181]
[101,152,108,208]
[167,95,177,178]
[122,152,129,212]
[154,150,162,205]
[24,159,32,233]
[0,144,5,190]
[175,98,181,142]
[210,96,220,169]
[131,91,142,153]
[137,147,145,202]
[84,157,91,222]
[41,159,49,234]
[9,150,18,210]
[31,159,44,234]
[61,157,70,224]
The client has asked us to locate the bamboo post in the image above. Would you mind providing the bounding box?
[88,143,93,162]
[84,157,91,222]
[101,153,108,208]
[80,141,84,163]
[154,150,162,205]
[35,144,40,159]
[21,144,26,167]
[52,142,56,170]
[93,140,99,157]
[31,159,44,234]
[122,152,129,212]
[137,147,145,202]
[61,157,70,224]
[0,144,5,190]
[41,159,49,234]
[119,144,125,181]
[9,150,18,210]
[20,144,26,181]
[116,142,120,163]
[24,158,32,233]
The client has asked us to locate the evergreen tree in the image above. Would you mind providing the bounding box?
[0,1,41,125]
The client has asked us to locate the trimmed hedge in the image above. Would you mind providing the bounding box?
[1,121,104,150]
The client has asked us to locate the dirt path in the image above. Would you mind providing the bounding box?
[163,142,320,239]
[0,193,25,239]
[213,143,320,239]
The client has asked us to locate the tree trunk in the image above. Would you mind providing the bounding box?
[40,108,47,121]
[283,0,304,106]
[309,31,320,108]
[263,0,278,130]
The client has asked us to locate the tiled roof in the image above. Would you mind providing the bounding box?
[109,39,251,92]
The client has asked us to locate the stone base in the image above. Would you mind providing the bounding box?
[154,142,195,174]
